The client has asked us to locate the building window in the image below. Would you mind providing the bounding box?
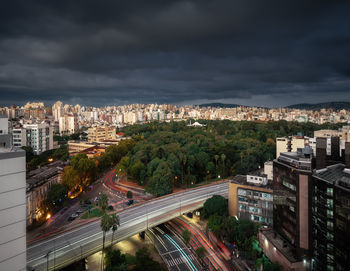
[327,199,333,209]
[327,210,333,219]
[326,232,334,241]
[327,187,333,197]
[327,221,333,231]
[327,243,333,251]
[282,180,296,191]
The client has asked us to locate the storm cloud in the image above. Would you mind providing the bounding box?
[0,0,350,107]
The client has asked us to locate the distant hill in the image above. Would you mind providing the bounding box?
[287,102,350,111]
[198,103,242,108]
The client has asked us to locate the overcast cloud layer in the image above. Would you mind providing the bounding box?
[1,0,350,107]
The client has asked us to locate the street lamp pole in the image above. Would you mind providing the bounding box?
[46,250,52,271]
[145,205,149,229]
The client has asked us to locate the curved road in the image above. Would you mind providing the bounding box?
[27,181,229,270]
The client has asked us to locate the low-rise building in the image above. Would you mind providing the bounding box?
[87,126,116,143]
[26,160,67,225]
[228,173,273,225]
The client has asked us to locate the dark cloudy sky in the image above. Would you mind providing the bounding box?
[1,1,350,107]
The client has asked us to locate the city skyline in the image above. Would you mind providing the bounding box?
[1,1,350,107]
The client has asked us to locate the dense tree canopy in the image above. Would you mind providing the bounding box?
[202,195,228,218]
[118,120,342,196]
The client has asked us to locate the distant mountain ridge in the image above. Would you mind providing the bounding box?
[198,103,242,108]
[198,101,350,110]
[287,102,350,110]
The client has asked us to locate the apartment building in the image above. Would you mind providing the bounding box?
[229,173,273,225]
[12,123,54,154]
[59,114,78,135]
[0,124,26,270]
[311,144,350,271]
[276,135,310,158]
[87,126,116,143]
[0,115,11,148]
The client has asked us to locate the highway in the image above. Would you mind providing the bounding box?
[148,225,201,271]
[27,181,229,270]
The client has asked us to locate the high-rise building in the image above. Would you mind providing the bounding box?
[52,101,63,122]
[12,123,54,154]
[0,122,26,270]
[59,115,78,135]
[260,146,315,270]
[312,150,350,270]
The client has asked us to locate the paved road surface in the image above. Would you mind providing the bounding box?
[148,225,201,271]
[27,181,229,270]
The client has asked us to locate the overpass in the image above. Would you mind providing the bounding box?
[27,181,229,270]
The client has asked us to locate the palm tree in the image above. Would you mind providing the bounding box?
[221,154,226,178]
[214,155,219,177]
[98,193,109,215]
[100,213,112,270]
[110,213,120,246]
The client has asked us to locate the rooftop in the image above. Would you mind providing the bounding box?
[27,160,68,188]
[260,228,300,263]
[231,174,273,190]
[313,163,350,190]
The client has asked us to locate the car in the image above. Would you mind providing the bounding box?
[108,205,114,211]
[127,200,134,206]
[68,216,76,221]
[76,209,83,214]
[71,213,79,218]
[84,199,92,205]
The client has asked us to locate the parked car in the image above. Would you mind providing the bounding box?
[68,216,76,221]
[127,200,134,206]
[76,209,83,214]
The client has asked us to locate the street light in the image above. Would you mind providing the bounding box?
[46,250,52,271]
[145,204,149,229]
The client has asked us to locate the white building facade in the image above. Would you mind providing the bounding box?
[0,149,27,271]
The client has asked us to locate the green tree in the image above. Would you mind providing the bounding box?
[98,193,109,215]
[126,191,133,199]
[182,229,192,246]
[62,166,80,192]
[101,213,112,270]
[133,247,166,271]
[221,153,226,178]
[105,249,127,271]
[110,213,120,246]
[70,154,97,189]
[130,160,145,184]
[52,145,69,161]
[202,195,228,218]
[207,214,224,236]
[46,184,67,212]
[21,146,34,162]
[214,155,219,176]
[146,161,173,196]
[116,156,130,181]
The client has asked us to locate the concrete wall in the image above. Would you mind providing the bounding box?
[299,174,309,250]
[0,151,26,271]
